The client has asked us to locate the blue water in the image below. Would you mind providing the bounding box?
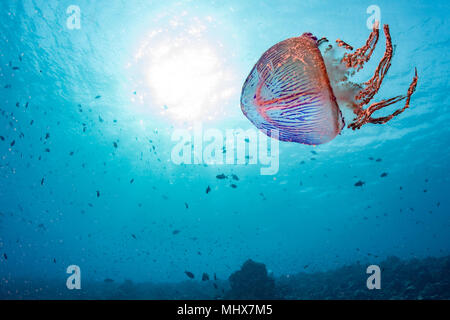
[0,0,449,296]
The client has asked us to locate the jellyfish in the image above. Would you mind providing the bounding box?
[240,22,418,145]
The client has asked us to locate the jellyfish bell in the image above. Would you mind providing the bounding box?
[240,22,418,145]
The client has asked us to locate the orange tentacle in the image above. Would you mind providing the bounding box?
[348,68,419,130]
[355,24,394,106]
[335,39,353,51]
[340,21,380,71]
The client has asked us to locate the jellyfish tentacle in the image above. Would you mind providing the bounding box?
[336,39,353,51]
[317,37,329,47]
[355,24,393,106]
[348,68,418,130]
[340,21,380,71]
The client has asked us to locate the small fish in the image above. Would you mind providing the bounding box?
[354,180,365,187]
[380,172,388,177]
[104,278,114,283]
[3,253,7,260]
[184,202,189,209]
[10,140,15,147]
[231,174,239,181]
[185,271,195,279]
[230,184,237,189]
[96,191,100,198]
[216,174,227,179]
[172,230,180,235]
[202,273,210,281]
[45,133,50,139]
[206,186,211,194]
[131,234,137,239]
[12,66,19,70]
[98,116,104,123]
[375,158,382,162]
[113,142,118,148]
[53,258,56,263]
[0,136,4,141]
[95,95,101,99]
[311,150,317,155]
[41,177,44,185]
[130,178,134,184]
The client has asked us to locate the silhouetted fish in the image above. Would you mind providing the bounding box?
[185,271,195,279]
[380,172,388,177]
[206,186,211,194]
[231,174,239,181]
[230,184,237,188]
[172,230,180,235]
[202,273,210,281]
[216,174,227,179]
[104,278,114,283]
[354,180,365,187]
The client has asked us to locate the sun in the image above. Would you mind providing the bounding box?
[131,14,237,123]
[147,41,234,121]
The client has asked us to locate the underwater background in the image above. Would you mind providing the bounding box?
[0,0,449,299]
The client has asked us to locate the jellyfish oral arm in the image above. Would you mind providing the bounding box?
[348,68,418,129]
[338,20,380,71]
[336,22,419,130]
